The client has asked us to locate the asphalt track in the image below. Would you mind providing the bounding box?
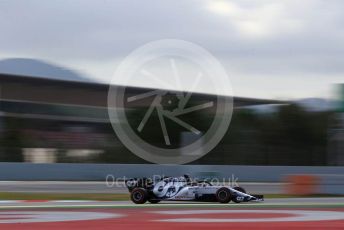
[0,198,343,230]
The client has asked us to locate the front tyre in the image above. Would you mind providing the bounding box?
[130,188,148,204]
[216,187,231,203]
[232,186,246,203]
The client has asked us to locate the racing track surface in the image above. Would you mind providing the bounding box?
[0,198,343,230]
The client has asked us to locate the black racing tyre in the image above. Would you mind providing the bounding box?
[148,199,161,204]
[232,186,246,203]
[216,187,231,203]
[130,188,148,204]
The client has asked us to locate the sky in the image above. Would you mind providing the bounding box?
[0,0,343,99]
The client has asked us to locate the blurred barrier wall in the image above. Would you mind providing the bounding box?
[0,163,343,182]
[1,163,343,194]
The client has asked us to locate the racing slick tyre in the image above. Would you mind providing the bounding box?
[148,199,161,204]
[232,186,246,203]
[130,188,148,204]
[216,187,232,203]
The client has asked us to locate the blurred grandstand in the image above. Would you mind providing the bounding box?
[0,59,342,166]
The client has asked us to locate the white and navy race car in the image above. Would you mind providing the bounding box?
[126,175,264,204]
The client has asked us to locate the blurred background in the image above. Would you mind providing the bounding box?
[0,0,343,196]
[0,71,343,166]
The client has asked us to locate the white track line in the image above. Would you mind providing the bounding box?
[0,211,121,223]
[0,202,343,209]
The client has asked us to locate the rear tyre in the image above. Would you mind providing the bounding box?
[216,187,231,203]
[232,186,246,203]
[130,188,148,204]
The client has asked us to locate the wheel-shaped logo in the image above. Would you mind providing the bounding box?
[108,39,233,164]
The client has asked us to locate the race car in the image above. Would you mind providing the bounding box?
[126,175,264,204]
